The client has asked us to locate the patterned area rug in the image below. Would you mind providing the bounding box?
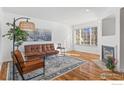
[8,55,84,80]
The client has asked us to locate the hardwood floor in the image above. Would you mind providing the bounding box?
[54,50,124,80]
[0,62,8,80]
[0,50,124,80]
[65,50,100,62]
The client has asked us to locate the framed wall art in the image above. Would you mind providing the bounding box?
[26,28,52,42]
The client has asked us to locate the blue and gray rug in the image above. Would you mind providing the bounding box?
[8,55,85,80]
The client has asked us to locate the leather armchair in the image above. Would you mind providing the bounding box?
[13,49,45,80]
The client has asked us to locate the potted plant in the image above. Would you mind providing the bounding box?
[3,22,29,49]
[106,56,117,72]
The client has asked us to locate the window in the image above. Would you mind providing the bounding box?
[74,27,97,46]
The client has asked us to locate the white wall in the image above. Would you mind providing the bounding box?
[0,8,4,69]
[1,12,72,62]
[102,36,116,46]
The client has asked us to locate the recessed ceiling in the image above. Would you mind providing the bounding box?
[2,7,115,25]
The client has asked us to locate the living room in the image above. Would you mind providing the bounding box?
[0,7,124,80]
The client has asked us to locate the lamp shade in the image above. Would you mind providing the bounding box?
[19,21,35,31]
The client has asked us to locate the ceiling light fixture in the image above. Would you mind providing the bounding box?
[85,9,90,12]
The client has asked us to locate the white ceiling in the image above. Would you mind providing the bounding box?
[2,7,114,25]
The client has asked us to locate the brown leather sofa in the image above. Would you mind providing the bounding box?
[24,43,59,60]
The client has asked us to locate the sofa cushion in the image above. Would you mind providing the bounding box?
[22,59,44,74]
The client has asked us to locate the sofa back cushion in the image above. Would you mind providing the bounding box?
[42,44,47,52]
[39,45,43,52]
[46,44,51,51]
[25,45,31,53]
[50,44,55,50]
[25,45,40,54]
[32,45,40,53]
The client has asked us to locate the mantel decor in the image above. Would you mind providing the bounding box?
[106,56,117,71]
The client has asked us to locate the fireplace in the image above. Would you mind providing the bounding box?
[102,45,115,63]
